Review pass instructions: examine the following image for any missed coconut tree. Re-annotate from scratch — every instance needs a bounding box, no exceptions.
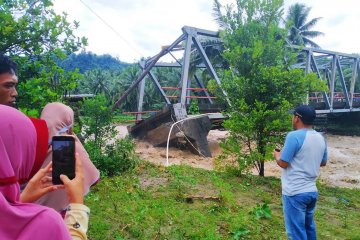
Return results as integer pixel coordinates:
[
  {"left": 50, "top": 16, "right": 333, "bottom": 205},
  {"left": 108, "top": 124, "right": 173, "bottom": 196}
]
[{"left": 286, "top": 3, "right": 323, "bottom": 48}]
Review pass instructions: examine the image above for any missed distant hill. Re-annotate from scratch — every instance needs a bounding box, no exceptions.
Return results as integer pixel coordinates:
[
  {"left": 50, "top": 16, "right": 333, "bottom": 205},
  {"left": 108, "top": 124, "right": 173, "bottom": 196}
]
[{"left": 61, "top": 52, "right": 130, "bottom": 73}]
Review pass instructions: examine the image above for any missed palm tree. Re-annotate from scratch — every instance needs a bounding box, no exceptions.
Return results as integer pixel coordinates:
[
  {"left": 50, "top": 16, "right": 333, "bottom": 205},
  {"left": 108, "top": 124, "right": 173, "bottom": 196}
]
[
  {"left": 286, "top": 3, "right": 324, "bottom": 48},
  {"left": 112, "top": 65, "right": 140, "bottom": 111}
]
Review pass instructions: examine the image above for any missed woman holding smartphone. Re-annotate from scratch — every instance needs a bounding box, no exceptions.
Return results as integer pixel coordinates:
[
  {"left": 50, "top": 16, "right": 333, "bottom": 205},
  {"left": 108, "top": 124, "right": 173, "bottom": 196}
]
[
  {"left": 0, "top": 105, "right": 89, "bottom": 240},
  {"left": 35, "top": 102, "right": 100, "bottom": 214}
]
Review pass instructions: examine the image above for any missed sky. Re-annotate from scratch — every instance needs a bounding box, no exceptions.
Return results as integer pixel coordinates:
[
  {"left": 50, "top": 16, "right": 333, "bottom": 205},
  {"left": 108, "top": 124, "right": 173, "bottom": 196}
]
[{"left": 53, "top": 0, "right": 360, "bottom": 63}]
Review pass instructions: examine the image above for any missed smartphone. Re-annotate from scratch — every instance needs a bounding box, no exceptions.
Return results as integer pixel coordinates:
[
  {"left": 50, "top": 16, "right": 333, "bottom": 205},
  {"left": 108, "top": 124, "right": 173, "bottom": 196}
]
[{"left": 52, "top": 136, "right": 75, "bottom": 185}]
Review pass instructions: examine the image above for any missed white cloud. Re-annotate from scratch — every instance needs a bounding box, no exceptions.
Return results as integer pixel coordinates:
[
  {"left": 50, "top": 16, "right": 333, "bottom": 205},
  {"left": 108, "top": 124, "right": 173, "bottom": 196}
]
[
  {"left": 53, "top": 0, "right": 219, "bottom": 62},
  {"left": 53, "top": 0, "right": 360, "bottom": 63}
]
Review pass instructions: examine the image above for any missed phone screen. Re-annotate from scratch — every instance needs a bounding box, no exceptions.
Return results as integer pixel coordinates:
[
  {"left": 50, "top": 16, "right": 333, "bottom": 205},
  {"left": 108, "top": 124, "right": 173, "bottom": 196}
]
[{"left": 52, "top": 136, "right": 75, "bottom": 185}]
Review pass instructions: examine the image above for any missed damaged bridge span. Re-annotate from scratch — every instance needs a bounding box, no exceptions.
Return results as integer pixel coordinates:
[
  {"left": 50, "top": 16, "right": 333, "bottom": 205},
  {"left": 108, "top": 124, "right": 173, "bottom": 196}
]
[{"left": 113, "top": 26, "right": 360, "bottom": 157}]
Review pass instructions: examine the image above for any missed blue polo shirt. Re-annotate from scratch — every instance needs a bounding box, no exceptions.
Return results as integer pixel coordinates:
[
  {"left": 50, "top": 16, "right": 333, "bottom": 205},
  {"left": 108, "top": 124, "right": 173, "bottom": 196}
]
[{"left": 280, "top": 129, "right": 328, "bottom": 196}]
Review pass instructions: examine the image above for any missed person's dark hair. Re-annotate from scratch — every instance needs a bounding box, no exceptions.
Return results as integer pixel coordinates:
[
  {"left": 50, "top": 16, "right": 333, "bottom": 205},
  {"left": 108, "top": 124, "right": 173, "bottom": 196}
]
[{"left": 0, "top": 53, "right": 17, "bottom": 75}]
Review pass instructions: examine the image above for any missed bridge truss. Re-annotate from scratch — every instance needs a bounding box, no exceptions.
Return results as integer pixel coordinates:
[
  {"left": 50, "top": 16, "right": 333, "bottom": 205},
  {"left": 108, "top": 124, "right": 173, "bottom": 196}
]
[
  {"left": 292, "top": 46, "right": 360, "bottom": 113},
  {"left": 113, "top": 26, "right": 360, "bottom": 120}
]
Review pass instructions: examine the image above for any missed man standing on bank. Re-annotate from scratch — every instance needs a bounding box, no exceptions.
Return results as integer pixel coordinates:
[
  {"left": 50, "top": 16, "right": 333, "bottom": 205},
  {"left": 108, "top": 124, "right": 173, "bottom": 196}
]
[{"left": 273, "top": 105, "right": 328, "bottom": 240}]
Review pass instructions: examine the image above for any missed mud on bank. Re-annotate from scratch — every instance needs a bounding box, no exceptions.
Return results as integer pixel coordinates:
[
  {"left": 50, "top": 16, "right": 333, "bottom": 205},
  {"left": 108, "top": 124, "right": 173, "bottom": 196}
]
[{"left": 116, "top": 125, "right": 360, "bottom": 189}]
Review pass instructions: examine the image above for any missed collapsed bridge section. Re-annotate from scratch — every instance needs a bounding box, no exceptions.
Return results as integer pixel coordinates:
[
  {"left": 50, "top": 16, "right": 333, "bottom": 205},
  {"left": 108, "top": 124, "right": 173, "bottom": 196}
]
[{"left": 113, "top": 26, "right": 229, "bottom": 157}]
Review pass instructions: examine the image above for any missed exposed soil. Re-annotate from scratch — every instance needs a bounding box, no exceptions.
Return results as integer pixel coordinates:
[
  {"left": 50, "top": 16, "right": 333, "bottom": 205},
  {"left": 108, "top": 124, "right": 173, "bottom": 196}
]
[
  {"left": 115, "top": 125, "right": 360, "bottom": 189},
  {"left": 139, "top": 177, "right": 169, "bottom": 189}
]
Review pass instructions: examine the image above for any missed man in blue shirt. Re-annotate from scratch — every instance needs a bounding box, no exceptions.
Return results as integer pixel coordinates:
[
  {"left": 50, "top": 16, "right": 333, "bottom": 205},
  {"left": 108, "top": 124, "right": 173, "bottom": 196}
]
[{"left": 273, "top": 105, "right": 328, "bottom": 240}]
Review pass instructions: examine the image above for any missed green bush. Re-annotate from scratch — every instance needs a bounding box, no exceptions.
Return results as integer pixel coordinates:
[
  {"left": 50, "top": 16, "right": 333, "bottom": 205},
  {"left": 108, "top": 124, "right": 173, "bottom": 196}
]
[
  {"left": 188, "top": 99, "right": 200, "bottom": 115},
  {"left": 85, "top": 137, "right": 139, "bottom": 177},
  {"left": 81, "top": 94, "right": 115, "bottom": 148},
  {"left": 81, "top": 94, "right": 138, "bottom": 177}
]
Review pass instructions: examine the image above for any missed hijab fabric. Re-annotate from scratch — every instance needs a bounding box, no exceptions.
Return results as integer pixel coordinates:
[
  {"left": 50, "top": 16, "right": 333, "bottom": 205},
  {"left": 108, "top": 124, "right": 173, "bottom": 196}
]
[
  {"left": 28, "top": 117, "right": 49, "bottom": 180},
  {"left": 36, "top": 102, "right": 100, "bottom": 212},
  {"left": 0, "top": 105, "right": 71, "bottom": 240}
]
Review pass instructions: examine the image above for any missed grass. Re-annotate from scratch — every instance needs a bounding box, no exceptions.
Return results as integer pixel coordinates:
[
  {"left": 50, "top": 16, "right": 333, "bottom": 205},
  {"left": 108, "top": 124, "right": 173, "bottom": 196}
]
[
  {"left": 86, "top": 162, "right": 360, "bottom": 240},
  {"left": 112, "top": 113, "right": 159, "bottom": 124},
  {"left": 112, "top": 114, "right": 135, "bottom": 124}
]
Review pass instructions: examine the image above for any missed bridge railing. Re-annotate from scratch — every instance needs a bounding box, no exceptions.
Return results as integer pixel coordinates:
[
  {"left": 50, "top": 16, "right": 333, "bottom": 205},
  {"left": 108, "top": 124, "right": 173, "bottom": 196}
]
[{"left": 309, "top": 92, "right": 360, "bottom": 102}]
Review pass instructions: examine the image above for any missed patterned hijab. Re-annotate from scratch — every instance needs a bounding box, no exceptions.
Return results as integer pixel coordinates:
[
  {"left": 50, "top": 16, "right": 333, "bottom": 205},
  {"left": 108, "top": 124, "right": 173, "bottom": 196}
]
[{"left": 0, "top": 105, "right": 71, "bottom": 240}]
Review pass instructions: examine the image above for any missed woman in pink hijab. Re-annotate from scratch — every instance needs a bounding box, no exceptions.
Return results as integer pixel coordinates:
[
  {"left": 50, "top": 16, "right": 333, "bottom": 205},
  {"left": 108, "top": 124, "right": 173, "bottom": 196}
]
[
  {"left": 0, "top": 105, "right": 89, "bottom": 240},
  {"left": 36, "top": 102, "right": 100, "bottom": 212}
]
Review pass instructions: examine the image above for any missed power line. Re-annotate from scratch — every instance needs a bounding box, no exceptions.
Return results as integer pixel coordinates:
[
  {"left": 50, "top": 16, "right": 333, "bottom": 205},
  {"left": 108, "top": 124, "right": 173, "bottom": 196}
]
[{"left": 78, "top": 0, "right": 144, "bottom": 59}]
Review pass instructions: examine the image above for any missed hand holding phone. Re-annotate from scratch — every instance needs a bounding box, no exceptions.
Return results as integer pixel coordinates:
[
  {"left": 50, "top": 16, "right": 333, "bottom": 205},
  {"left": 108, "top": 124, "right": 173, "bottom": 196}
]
[
  {"left": 20, "top": 162, "right": 64, "bottom": 203},
  {"left": 273, "top": 148, "right": 281, "bottom": 161},
  {"left": 52, "top": 136, "right": 75, "bottom": 185},
  {"left": 60, "top": 153, "right": 84, "bottom": 204}
]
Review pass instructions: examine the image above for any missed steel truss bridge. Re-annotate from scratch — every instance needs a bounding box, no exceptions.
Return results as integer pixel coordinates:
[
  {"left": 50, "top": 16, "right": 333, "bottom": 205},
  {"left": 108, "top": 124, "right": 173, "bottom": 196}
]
[
  {"left": 292, "top": 46, "right": 360, "bottom": 114},
  {"left": 113, "top": 26, "right": 360, "bottom": 121}
]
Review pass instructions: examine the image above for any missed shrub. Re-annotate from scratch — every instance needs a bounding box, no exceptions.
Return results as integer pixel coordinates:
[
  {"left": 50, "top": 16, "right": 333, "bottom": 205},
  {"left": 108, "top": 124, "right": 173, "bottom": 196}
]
[
  {"left": 81, "top": 94, "right": 116, "bottom": 148},
  {"left": 188, "top": 99, "right": 200, "bottom": 115},
  {"left": 85, "top": 137, "right": 139, "bottom": 176}
]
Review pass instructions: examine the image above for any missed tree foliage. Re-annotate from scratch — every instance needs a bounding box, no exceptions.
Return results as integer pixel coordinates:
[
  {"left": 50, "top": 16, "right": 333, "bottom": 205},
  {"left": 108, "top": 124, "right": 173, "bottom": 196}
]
[
  {"left": 61, "top": 52, "right": 129, "bottom": 73},
  {"left": 81, "top": 94, "right": 138, "bottom": 177},
  {"left": 285, "top": 3, "right": 323, "bottom": 48},
  {"left": 0, "top": 0, "right": 87, "bottom": 116},
  {"left": 212, "top": 0, "right": 327, "bottom": 176},
  {"left": 76, "top": 65, "right": 140, "bottom": 111},
  {"left": 86, "top": 137, "right": 139, "bottom": 177},
  {"left": 78, "top": 69, "right": 114, "bottom": 98},
  {"left": 81, "top": 94, "right": 115, "bottom": 148}
]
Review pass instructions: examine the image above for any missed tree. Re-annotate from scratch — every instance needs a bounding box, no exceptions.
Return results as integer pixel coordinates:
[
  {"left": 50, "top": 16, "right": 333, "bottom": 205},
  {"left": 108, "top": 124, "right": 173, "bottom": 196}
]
[
  {"left": 211, "top": 0, "right": 326, "bottom": 176},
  {"left": 79, "top": 69, "right": 113, "bottom": 98},
  {"left": 0, "top": 0, "right": 87, "bottom": 116},
  {"left": 81, "top": 94, "right": 115, "bottom": 148},
  {"left": 111, "top": 64, "right": 140, "bottom": 111},
  {"left": 76, "top": 64, "right": 146, "bottom": 112},
  {"left": 285, "top": 3, "right": 323, "bottom": 48}
]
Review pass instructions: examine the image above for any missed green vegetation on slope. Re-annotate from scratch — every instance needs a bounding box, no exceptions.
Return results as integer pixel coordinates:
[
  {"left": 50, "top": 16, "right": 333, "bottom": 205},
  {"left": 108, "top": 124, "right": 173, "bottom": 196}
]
[
  {"left": 86, "top": 162, "right": 360, "bottom": 240},
  {"left": 61, "top": 52, "right": 130, "bottom": 74}
]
